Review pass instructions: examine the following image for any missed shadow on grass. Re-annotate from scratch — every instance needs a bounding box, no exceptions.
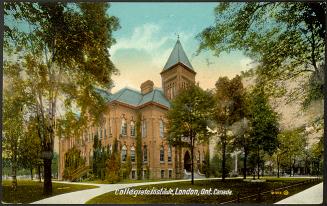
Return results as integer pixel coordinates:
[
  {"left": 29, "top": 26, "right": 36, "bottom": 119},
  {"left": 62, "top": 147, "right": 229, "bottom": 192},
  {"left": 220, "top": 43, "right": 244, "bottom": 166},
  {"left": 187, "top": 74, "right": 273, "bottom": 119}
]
[
  {"left": 86, "top": 178, "right": 322, "bottom": 204},
  {"left": 2, "top": 180, "right": 98, "bottom": 204}
]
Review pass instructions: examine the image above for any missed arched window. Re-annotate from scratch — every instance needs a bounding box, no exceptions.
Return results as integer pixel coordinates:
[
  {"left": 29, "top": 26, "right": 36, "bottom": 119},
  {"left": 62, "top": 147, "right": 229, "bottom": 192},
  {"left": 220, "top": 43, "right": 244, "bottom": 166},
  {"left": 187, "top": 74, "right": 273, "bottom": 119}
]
[
  {"left": 121, "top": 145, "right": 127, "bottom": 161},
  {"left": 159, "top": 119, "right": 164, "bottom": 138},
  {"left": 130, "top": 121, "right": 135, "bottom": 137},
  {"left": 108, "top": 118, "right": 112, "bottom": 136},
  {"left": 168, "top": 145, "right": 172, "bottom": 162},
  {"left": 130, "top": 146, "right": 135, "bottom": 162},
  {"left": 143, "top": 145, "right": 148, "bottom": 162},
  {"left": 160, "top": 146, "right": 164, "bottom": 162},
  {"left": 121, "top": 117, "right": 127, "bottom": 136},
  {"left": 142, "top": 119, "right": 147, "bottom": 138}
]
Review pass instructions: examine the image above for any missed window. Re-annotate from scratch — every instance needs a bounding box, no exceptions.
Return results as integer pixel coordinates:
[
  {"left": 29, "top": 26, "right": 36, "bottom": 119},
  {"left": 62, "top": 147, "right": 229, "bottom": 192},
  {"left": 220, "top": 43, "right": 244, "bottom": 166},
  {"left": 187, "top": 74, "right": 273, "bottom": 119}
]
[
  {"left": 130, "top": 121, "right": 135, "bottom": 137},
  {"left": 130, "top": 146, "right": 135, "bottom": 162},
  {"left": 159, "top": 119, "right": 164, "bottom": 138},
  {"left": 132, "top": 170, "right": 136, "bottom": 179},
  {"left": 142, "top": 119, "right": 147, "bottom": 138},
  {"left": 160, "top": 146, "right": 164, "bottom": 162},
  {"left": 109, "top": 144, "right": 112, "bottom": 155},
  {"left": 104, "top": 128, "right": 106, "bottom": 138},
  {"left": 161, "top": 170, "right": 165, "bottom": 179},
  {"left": 169, "top": 170, "right": 172, "bottom": 179},
  {"left": 121, "top": 145, "right": 127, "bottom": 162},
  {"left": 198, "top": 151, "right": 201, "bottom": 163},
  {"left": 100, "top": 128, "right": 103, "bottom": 139},
  {"left": 143, "top": 145, "right": 148, "bottom": 162},
  {"left": 108, "top": 119, "right": 112, "bottom": 137},
  {"left": 121, "top": 117, "right": 127, "bottom": 136},
  {"left": 168, "top": 145, "right": 172, "bottom": 162}
]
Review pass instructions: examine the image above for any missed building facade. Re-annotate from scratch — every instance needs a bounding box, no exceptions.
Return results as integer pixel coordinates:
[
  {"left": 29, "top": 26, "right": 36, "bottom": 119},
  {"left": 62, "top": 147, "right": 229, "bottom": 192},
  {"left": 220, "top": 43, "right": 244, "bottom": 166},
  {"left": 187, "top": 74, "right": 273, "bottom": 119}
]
[{"left": 59, "top": 39, "right": 209, "bottom": 180}]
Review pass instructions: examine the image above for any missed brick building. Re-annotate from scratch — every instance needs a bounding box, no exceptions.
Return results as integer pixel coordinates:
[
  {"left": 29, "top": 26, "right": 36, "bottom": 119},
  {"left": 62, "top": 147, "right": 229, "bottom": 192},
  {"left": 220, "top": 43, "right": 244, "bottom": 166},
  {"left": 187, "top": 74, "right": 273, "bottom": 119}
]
[{"left": 59, "top": 39, "right": 209, "bottom": 180}]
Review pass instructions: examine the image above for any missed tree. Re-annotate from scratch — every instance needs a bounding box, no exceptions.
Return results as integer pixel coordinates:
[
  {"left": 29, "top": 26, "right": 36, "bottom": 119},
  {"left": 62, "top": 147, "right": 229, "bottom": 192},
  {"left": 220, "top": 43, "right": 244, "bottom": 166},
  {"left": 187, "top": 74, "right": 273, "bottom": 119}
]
[
  {"left": 231, "top": 117, "right": 252, "bottom": 179},
  {"left": 4, "top": 2, "right": 119, "bottom": 194},
  {"left": 18, "top": 117, "right": 42, "bottom": 180},
  {"left": 248, "top": 83, "right": 279, "bottom": 179},
  {"left": 106, "top": 138, "right": 120, "bottom": 183},
  {"left": 197, "top": 2, "right": 325, "bottom": 105},
  {"left": 3, "top": 61, "right": 33, "bottom": 190},
  {"left": 212, "top": 75, "right": 245, "bottom": 181},
  {"left": 277, "top": 129, "right": 306, "bottom": 177},
  {"left": 167, "top": 84, "right": 214, "bottom": 184}
]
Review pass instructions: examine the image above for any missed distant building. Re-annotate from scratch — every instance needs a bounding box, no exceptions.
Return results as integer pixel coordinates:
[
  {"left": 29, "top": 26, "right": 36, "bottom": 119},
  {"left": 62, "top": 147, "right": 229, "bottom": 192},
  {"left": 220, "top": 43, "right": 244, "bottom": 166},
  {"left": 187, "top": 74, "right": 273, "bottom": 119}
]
[{"left": 59, "top": 39, "right": 209, "bottom": 180}]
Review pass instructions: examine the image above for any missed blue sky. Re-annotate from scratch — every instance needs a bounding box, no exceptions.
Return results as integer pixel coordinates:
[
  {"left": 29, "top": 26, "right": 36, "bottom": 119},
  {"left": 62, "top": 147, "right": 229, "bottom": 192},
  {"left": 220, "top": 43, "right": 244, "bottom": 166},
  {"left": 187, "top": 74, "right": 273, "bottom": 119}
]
[{"left": 108, "top": 3, "right": 253, "bottom": 92}]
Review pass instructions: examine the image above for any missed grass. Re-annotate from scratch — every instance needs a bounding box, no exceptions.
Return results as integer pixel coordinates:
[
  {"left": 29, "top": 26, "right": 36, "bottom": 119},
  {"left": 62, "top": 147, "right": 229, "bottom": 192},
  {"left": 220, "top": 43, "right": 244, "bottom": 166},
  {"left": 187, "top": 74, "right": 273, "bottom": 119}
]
[
  {"left": 86, "top": 177, "right": 322, "bottom": 204},
  {"left": 2, "top": 180, "right": 98, "bottom": 204},
  {"left": 80, "top": 178, "right": 170, "bottom": 184}
]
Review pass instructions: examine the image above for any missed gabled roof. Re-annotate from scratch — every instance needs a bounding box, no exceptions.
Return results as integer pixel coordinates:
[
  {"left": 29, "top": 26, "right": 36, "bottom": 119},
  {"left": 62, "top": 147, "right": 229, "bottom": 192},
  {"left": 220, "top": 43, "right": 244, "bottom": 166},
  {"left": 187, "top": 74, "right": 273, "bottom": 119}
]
[
  {"left": 163, "top": 39, "right": 194, "bottom": 71},
  {"left": 95, "top": 87, "right": 170, "bottom": 109}
]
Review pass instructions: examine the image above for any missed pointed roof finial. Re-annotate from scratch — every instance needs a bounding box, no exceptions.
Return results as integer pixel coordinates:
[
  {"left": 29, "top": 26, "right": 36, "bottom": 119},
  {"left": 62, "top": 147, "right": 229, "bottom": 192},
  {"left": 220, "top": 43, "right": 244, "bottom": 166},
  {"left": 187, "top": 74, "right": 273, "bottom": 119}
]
[{"left": 162, "top": 36, "right": 194, "bottom": 71}]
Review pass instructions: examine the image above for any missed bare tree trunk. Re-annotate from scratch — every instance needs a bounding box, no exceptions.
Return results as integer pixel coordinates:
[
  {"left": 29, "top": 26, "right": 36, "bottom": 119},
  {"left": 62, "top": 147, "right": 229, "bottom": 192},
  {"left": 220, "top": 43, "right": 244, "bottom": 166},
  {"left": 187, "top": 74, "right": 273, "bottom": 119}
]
[
  {"left": 191, "top": 144, "right": 194, "bottom": 185},
  {"left": 30, "top": 167, "right": 33, "bottom": 180},
  {"left": 38, "top": 164, "right": 42, "bottom": 182},
  {"left": 277, "top": 155, "right": 280, "bottom": 178},
  {"left": 243, "top": 149, "right": 247, "bottom": 179},
  {"left": 11, "top": 158, "right": 17, "bottom": 191},
  {"left": 43, "top": 158, "right": 52, "bottom": 195},
  {"left": 222, "top": 138, "right": 226, "bottom": 182}
]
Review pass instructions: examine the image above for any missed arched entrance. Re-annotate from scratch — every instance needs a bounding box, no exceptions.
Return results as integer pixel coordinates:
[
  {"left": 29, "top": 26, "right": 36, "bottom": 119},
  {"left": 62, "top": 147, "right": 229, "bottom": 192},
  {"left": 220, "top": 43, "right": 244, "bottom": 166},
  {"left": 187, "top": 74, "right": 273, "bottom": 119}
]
[{"left": 184, "top": 151, "right": 191, "bottom": 172}]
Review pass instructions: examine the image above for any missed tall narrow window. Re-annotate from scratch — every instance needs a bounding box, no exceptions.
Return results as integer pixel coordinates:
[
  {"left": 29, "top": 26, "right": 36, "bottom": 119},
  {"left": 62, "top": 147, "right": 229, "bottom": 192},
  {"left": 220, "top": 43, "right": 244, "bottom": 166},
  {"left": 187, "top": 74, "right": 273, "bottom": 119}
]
[
  {"left": 108, "top": 119, "right": 112, "bottom": 137},
  {"left": 130, "top": 121, "right": 135, "bottom": 137},
  {"left": 159, "top": 119, "right": 164, "bottom": 138},
  {"left": 121, "top": 117, "right": 127, "bottom": 136},
  {"left": 143, "top": 145, "right": 148, "bottom": 162},
  {"left": 130, "top": 146, "right": 135, "bottom": 162},
  {"left": 121, "top": 145, "right": 127, "bottom": 162},
  {"left": 160, "top": 146, "right": 164, "bottom": 162},
  {"left": 142, "top": 119, "right": 147, "bottom": 138},
  {"left": 168, "top": 145, "right": 172, "bottom": 162}
]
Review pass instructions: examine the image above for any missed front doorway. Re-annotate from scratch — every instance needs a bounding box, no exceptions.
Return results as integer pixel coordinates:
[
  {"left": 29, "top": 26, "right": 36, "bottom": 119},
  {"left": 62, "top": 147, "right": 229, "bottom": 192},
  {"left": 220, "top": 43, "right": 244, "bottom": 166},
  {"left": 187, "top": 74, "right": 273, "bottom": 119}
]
[{"left": 184, "top": 151, "right": 191, "bottom": 172}]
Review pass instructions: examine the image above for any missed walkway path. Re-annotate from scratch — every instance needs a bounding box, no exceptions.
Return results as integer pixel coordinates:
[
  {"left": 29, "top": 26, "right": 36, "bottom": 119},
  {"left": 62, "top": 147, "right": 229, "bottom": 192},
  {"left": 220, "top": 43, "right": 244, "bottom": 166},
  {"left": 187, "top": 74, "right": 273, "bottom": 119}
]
[
  {"left": 275, "top": 182, "right": 323, "bottom": 204},
  {"left": 31, "top": 177, "right": 221, "bottom": 204}
]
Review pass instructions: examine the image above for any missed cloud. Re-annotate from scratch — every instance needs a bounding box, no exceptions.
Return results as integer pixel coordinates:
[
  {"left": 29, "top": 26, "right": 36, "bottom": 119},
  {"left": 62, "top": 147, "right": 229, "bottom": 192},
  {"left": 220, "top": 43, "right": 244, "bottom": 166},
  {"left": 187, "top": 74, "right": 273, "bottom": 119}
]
[
  {"left": 240, "top": 57, "right": 256, "bottom": 71},
  {"left": 110, "top": 23, "right": 169, "bottom": 57}
]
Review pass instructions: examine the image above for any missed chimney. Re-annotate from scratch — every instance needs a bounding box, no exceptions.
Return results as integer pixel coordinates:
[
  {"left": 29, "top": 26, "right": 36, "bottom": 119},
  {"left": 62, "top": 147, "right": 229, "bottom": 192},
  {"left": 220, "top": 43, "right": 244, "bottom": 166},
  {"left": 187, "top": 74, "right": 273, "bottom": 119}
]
[{"left": 140, "top": 80, "right": 154, "bottom": 95}]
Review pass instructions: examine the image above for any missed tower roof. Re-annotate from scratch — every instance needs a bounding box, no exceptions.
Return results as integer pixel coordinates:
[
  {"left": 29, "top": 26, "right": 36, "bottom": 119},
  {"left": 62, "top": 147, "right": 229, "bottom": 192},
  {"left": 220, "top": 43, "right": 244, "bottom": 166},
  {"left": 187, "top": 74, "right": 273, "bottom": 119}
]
[{"left": 163, "top": 39, "right": 194, "bottom": 71}]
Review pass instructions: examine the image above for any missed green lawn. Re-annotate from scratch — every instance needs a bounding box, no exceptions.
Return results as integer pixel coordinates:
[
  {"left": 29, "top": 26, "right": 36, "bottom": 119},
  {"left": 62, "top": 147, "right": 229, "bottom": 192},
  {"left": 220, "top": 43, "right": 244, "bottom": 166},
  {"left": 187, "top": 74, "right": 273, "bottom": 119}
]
[
  {"left": 80, "top": 178, "right": 170, "bottom": 184},
  {"left": 2, "top": 180, "right": 98, "bottom": 204},
  {"left": 86, "top": 177, "right": 322, "bottom": 204}
]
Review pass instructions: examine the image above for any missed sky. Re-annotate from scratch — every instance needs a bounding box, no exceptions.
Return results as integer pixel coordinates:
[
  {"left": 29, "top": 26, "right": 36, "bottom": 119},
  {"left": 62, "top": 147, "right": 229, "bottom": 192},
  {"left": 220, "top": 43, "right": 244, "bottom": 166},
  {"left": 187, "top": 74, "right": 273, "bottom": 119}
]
[{"left": 108, "top": 3, "right": 253, "bottom": 93}]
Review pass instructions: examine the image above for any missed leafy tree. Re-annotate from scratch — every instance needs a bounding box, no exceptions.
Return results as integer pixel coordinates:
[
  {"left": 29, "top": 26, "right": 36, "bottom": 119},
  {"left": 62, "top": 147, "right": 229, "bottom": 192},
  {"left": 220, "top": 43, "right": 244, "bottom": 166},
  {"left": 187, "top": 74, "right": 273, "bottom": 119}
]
[
  {"left": 197, "top": 2, "right": 325, "bottom": 105},
  {"left": 3, "top": 62, "right": 32, "bottom": 190},
  {"left": 277, "top": 129, "right": 306, "bottom": 177},
  {"left": 212, "top": 75, "right": 245, "bottom": 181},
  {"left": 167, "top": 84, "right": 214, "bottom": 184},
  {"left": 18, "top": 117, "right": 42, "bottom": 180},
  {"left": 106, "top": 138, "right": 120, "bottom": 183},
  {"left": 231, "top": 117, "right": 252, "bottom": 179},
  {"left": 249, "top": 83, "right": 279, "bottom": 179},
  {"left": 136, "top": 113, "right": 143, "bottom": 180},
  {"left": 4, "top": 2, "right": 119, "bottom": 194}
]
